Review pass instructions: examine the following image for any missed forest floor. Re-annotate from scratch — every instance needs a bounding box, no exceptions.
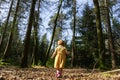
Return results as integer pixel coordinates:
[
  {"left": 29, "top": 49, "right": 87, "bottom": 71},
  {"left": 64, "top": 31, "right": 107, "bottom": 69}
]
[{"left": 0, "top": 66, "right": 120, "bottom": 80}]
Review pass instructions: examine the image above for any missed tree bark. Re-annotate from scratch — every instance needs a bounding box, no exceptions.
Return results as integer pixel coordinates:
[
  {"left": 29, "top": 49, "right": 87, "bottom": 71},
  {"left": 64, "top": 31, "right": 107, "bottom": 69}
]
[
  {"left": 31, "top": 0, "right": 41, "bottom": 66},
  {"left": 21, "top": 0, "right": 36, "bottom": 68},
  {"left": 93, "top": 0, "right": 105, "bottom": 68},
  {"left": 104, "top": 0, "right": 116, "bottom": 69},
  {"left": 71, "top": 0, "right": 77, "bottom": 67}
]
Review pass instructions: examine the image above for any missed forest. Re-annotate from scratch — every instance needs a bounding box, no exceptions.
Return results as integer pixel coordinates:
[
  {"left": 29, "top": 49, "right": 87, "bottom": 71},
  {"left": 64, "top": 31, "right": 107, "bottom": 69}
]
[{"left": 0, "top": 0, "right": 120, "bottom": 79}]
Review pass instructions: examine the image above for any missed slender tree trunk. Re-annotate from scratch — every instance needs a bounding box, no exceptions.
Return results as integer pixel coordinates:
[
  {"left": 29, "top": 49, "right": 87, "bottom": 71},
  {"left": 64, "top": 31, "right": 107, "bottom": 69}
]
[
  {"left": 93, "top": 0, "right": 105, "bottom": 68},
  {"left": 0, "top": 0, "right": 14, "bottom": 53},
  {"left": 31, "top": 0, "right": 41, "bottom": 66},
  {"left": 21, "top": 0, "right": 36, "bottom": 68},
  {"left": 42, "top": 0, "right": 63, "bottom": 66},
  {"left": 31, "top": 16, "right": 38, "bottom": 65},
  {"left": 2, "top": 0, "right": 20, "bottom": 59},
  {"left": 104, "top": 0, "right": 116, "bottom": 69},
  {"left": 71, "top": 0, "right": 77, "bottom": 67}
]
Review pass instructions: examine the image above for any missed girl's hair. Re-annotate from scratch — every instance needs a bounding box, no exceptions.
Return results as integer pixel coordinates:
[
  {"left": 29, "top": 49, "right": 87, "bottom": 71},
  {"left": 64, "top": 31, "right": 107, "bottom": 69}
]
[{"left": 58, "top": 40, "right": 64, "bottom": 45}]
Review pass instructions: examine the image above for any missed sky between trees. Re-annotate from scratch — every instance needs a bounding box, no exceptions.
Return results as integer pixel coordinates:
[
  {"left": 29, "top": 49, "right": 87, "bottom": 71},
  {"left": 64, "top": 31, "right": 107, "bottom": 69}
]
[
  {"left": 41, "top": 0, "right": 93, "bottom": 42},
  {"left": 0, "top": 0, "right": 119, "bottom": 43},
  {"left": 0, "top": 0, "right": 92, "bottom": 42}
]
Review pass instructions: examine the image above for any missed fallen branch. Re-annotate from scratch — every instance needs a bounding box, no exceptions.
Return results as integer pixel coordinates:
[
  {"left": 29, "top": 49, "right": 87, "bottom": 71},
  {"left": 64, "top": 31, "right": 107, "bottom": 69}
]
[{"left": 102, "top": 69, "right": 120, "bottom": 74}]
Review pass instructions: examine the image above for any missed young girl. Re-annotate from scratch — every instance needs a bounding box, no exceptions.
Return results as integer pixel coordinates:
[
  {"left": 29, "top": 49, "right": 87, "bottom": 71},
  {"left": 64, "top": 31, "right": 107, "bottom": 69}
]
[{"left": 51, "top": 40, "right": 68, "bottom": 78}]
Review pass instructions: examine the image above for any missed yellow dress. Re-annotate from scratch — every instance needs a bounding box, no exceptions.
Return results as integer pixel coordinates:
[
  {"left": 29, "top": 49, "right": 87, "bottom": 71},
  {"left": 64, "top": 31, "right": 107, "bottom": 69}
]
[{"left": 54, "top": 45, "right": 67, "bottom": 69}]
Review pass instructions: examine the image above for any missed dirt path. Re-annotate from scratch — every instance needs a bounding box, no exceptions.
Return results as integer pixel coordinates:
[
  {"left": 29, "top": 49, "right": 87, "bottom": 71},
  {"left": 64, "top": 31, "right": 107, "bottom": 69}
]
[{"left": 0, "top": 66, "right": 120, "bottom": 80}]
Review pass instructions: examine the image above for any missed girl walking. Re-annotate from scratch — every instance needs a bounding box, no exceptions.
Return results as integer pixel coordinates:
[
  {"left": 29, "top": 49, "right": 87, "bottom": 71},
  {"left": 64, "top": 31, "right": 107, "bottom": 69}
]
[{"left": 51, "top": 40, "right": 68, "bottom": 78}]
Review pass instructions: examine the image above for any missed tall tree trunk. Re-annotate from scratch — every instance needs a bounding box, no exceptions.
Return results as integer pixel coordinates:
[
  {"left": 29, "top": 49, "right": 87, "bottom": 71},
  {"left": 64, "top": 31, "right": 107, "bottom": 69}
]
[
  {"left": 21, "top": 0, "right": 36, "bottom": 68},
  {"left": 71, "top": 0, "right": 77, "bottom": 67},
  {"left": 0, "top": 0, "right": 14, "bottom": 53},
  {"left": 31, "top": 0, "right": 41, "bottom": 66},
  {"left": 104, "top": 0, "right": 116, "bottom": 69},
  {"left": 93, "top": 0, "right": 105, "bottom": 68},
  {"left": 2, "top": 0, "right": 20, "bottom": 59},
  {"left": 42, "top": 0, "right": 63, "bottom": 66}
]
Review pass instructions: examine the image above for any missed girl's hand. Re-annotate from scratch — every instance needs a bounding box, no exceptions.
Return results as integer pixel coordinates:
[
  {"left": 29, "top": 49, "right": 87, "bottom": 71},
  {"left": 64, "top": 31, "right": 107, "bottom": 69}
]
[
  {"left": 66, "top": 50, "right": 70, "bottom": 55},
  {"left": 51, "top": 55, "right": 54, "bottom": 59}
]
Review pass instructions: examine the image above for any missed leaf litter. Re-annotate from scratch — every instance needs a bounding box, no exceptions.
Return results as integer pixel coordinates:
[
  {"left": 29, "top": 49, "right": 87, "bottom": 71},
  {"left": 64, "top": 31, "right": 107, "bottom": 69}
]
[{"left": 0, "top": 66, "right": 120, "bottom": 80}]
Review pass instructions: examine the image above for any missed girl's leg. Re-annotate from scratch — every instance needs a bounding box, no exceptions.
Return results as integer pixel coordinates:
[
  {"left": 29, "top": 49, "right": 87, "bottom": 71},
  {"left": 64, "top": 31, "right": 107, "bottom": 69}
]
[
  {"left": 59, "top": 68, "right": 62, "bottom": 77},
  {"left": 56, "top": 70, "right": 59, "bottom": 77},
  {"left": 56, "top": 69, "right": 62, "bottom": 78}
]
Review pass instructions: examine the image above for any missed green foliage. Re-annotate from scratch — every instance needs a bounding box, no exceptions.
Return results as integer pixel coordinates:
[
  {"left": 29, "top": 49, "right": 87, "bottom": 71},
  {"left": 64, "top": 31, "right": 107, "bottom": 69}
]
[
  {"left": 74, "top": 4, "right": 97, "bottom": 68},
  {"left": 39, "top": 34, "right": 48, "bottom": 64},
  {"left": 48, "top": 12, "right": 68, "bottom": 40},
  {"left": 112, "top": 18, "right": 120, "bottom": 37},
  {"left": 46, "top": 58, "right": 54, "bottom": 68},
  {"left": 0, "top": 59, "right": 9, "bottom": 65},
  {"left": 102, "top": 73, "right": 113, "bottom": 77},
  {"left": 6, "top": 56, "right": 20, "bottom": 66}
]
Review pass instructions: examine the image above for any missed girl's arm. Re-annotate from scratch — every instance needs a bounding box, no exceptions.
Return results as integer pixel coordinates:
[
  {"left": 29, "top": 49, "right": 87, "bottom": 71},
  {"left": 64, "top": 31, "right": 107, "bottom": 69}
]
[
  {"left": 66, "top": 49, "right": 70, "bottom": 55},
  {"left": 51, "top": 48, "right": 57, "bottom": 59}
]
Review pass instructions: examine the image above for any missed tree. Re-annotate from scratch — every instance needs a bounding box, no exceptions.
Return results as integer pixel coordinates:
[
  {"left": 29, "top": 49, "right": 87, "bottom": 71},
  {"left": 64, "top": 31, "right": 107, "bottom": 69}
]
[
  {"left": 99, "top": 0, "right": 117, "bottom": 69},
  {"left": 76, "top": 4, "right": 97, "bottom": 68},
  {"left": 104, "top": 0, "right": 116, "bottom": 69},
  {"left": 93, "top": 0, "right": 105, "bottom": 68},
  {"left": 0, "top": 0, "right": 14, "bottom": 53},
  {"left": 42, "top": 0, "right": 63, "bottom": 66},
  {"left": 39, "top": 34, "right": 48, "bottom": 65},
  {"left": 48, "top": 12, "right": 68, "bottom": 44},
  {"left": 2, "top": 0, "right": 20, "bottom": 59},
  {"left": 71, "top": 0, "right": 77, "bottom": 67},
  {"left": 31, "top": 0, "right": 41, "bottom": 65},
  {"left": 21, "top": 0, "right": 37, "bottom": 68}
]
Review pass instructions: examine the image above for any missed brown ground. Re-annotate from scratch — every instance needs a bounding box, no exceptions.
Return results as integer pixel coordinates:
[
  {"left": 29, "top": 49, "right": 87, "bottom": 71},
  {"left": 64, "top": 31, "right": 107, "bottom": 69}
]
[{"left": 0, "top": 66, "right": 120, "bottom": 80}]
